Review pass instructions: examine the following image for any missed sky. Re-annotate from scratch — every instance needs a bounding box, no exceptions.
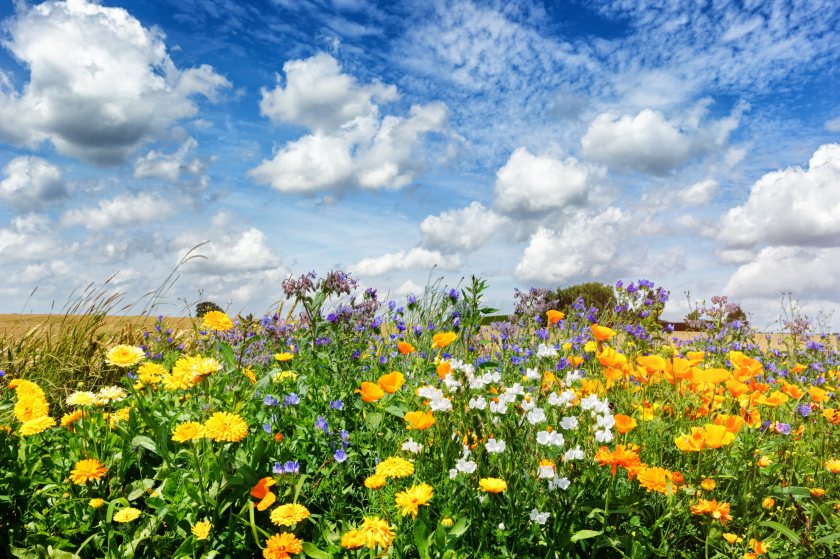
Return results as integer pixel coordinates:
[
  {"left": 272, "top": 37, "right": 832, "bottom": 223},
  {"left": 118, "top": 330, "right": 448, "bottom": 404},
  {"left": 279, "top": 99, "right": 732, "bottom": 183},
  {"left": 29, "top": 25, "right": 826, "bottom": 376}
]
[{"left": 0, "top": 0, "right": 839, "bottom": 329}]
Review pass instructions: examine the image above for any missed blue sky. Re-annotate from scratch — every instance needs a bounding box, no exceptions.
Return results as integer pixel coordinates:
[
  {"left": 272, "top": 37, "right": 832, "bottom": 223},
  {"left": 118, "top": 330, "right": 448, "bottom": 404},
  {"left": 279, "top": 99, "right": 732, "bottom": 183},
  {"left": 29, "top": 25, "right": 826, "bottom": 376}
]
[{"left": 0, "top": 0, "right": 839, "bottom": 328}]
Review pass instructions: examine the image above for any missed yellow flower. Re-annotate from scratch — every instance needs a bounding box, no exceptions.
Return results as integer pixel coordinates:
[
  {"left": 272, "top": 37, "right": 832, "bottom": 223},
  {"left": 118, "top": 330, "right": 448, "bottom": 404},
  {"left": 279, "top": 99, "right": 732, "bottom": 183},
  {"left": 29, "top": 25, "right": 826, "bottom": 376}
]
[
  {"left": 14, "top": 394, "right": 49, "bottom": 422},
  {"left": 826, "top": 459, "right": 840, "bottom": 474},
  {"left": 341, "top": 530, "right": 366, "bottom": 549},
  {"left": 9, "top": 379, "right": 45, "bottom": 399},
  {"left": 105, "top": 345, "right": 145, "bottom": 368},
  {"left": 364, "top": 474, "right": 387, "bottom": 490},
  {"left": 583, "top": 340, "right": 598, "bottom": 352},
  {"left": 202, "top": 310, "right": 234, "bottom": 332},
  {"left": 359, "top": 516, "right": 395, "bottom": 550},
  {"left": 431, "top": 332, "right": 458, "bottom": 349},
  {"left": 263, "top": 532, "right": 302, "bottom": 559},
  {"left": 69, "top": 459, "right": 108, "bottom": 485},
  {"left": 762, "top": 497, "right": 775, "bottom": 509},
  {"left": 203, "top": 412, "right": 248, "bottom": 443},
  {"left": 273, "top": 370, "right": 298, "bottom": 382},
  {"left": 60, "top": 409, "right": 85, "bottom": 430},
  {"left": 810, "top": 487, "right": 826, "bottom": 497},
  {"left": 191, "top": 520, "right": 212, "bottom": 540},
  {"left": 479, "top": 478, "right": 507, "bottom": 493},
  {"left": 274, "top": 352, "right": 294, "bottom": 362},
  {"left": 107, "top": 407, "right": 130, "bottom": 429},
  {"left": 637, "top": 467, "right": 675, "bottom": 495},
  {"left": 96, "top": 386, "right": 127, "bottom": 404},
  {"left": 18, "top": 415, "right": 55, "bottom": 436},
  {"left": 441, "top": 517, "right": 454, "bottom": 528},
  {"left": 113, "top": 507, "right": 141, "bottom": 523},
  {"left": 137, "top": 362, "right": 167, "bottom": 385},
  {"left": 66, "top": 391, "right": 97, "bottom": 407},
  {"left": 269, "top": 503, "right": 310, "bottom": 527},
  {"left": 243, "top": 367, "right": 257, "bottom": 384},
  {"left": 172, "top": 422, "right": 205, "bottom": 442},
  {"left": 375, "top": 456, "right": 415, "bottom": 479},
  {"left": 700, "top": 478, "right": 716, "bottom": 492},
  {"left": 722, "top": 532, "right": 743, "bottom": 545},
  {"left": 257, "top": 491, "right": 276, "bottom": 511},
  {"left": 394, "top": 483, "right": 434, "bottom": 518},
  {"left": 702, "top": 424, "right": 735, "bottom": 448},
  {"left": 404, "top": 410, "right": 436, "bottom": 430},
  {"left": 757, "top": 455, "right": 773, "bottom": 468},
  {"left": 89, "top": 498, "right": 105, "bottom": 509}
]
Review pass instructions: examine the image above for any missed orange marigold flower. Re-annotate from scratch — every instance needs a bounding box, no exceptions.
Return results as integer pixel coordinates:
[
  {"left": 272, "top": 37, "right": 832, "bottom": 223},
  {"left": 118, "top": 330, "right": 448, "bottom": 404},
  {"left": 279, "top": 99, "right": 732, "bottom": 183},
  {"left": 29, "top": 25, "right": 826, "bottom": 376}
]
[
  {"left": 377, "top": 371, "right": 405, "bottom": 394},
  {"left": 762, "top": 497, "right": 775, "bottom": 509},
  {"left": 700, "top": 478, "right": 717, "bottom": 491},
  {"left": 263, "top": 532, "right": 303, "bottom": 559},
  {"left": 690, "top": 499, "right": 732, "bottom": 524},
  {"left": 757, "top": 455, "right": 773, "bottom": 468},
  {"left": 810, "top": 487, "right": 826, "bottom": 497},
  {"left": 826, "top": 459, "right": 840, "bottom": 474},
  {"left": 637, "top": 466, "right": 675, "bottom": 495},
  {"left": 201, "top": 310, "right": 234, "bottom": 332},
  {"left": 749, "top": 539, "right": 769, "bottom": 555},
  {"left": 69, "top": 459, "right": 108, "bottom": 485},
  {"left": 614, "top": 414, "right": 637, "bottom": 434},
  {"left": 203, "top": 412, "right": 248, "bottom": 442},
  {"left": 356, "top": 382, "right": 384, "bottom": 403},
  {"left": 341, "top": 530, "right": 366, "bottom": 549},
  {"left": 404, "top": 410, "right": 436, "bottom": 430},
  {"left": 359, "top": 516, "right": 395, "bottom": 550},
  {"left": 595, "top": 445, "right": 643, "bottom": 476}
]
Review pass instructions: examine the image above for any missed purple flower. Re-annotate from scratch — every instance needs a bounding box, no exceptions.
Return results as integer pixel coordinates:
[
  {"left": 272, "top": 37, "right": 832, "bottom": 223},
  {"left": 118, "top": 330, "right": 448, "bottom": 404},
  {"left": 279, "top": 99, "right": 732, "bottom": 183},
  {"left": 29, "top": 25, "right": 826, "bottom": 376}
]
[
  {"left": 330, "top": 399, "right": 344, "bottom": 411},
  {"left": 263, "top": 423, "right": 272, "bottom": 433},
  {"left": 264, "top": 395, "right": 278, "bottom": 406},
  {"left": 798, "top": 402, "right": 811, "bottom": 417},
  {"left": 273, "top": 460, "right": 300, "bottom": 474},
  {"left": 284, "top": 393, "right": 300, "bottom": 406},
  {"left": 334, "top": 449, "right": 347, "bottom": 463},
  {"left": 448, "top": 288, "right": 459, "bottom": 302},
  {"left": 340, "top": 429, "right": 350, "bottom": 442},
  {"left": 775, "top": 422, "right": 791, "bottom": 435},
  {"left": 315, "top": 415, "right": 329, "bottom": 433}
]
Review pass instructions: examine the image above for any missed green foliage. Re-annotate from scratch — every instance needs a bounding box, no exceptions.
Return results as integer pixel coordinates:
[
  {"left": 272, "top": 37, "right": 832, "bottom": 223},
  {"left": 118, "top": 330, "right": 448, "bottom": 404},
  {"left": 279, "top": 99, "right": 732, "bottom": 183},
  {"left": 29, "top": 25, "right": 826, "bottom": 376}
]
[{"left": 553, "top": 282, "right": 617, "bottom": 316}]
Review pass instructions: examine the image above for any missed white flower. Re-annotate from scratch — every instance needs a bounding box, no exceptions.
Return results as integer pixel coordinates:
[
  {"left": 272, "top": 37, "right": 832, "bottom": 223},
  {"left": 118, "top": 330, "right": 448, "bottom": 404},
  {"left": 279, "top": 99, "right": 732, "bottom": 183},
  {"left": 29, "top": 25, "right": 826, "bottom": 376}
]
[
  {"left": 401, "top": 438, "right": 423, "bottom": 454},
  {"left": 417, "top": 385, "right": 443, "bottom": 400},
  {"left": 559, "top": 416, "right": 579, "bottom": 431},
  {"left": 596, "top": 414, "right": 615, "bottom": 429},
  {"left": 563, "top": 445, "right": 585, "bottom": 461},
  {"left": 520, "top": 397, "right": 535, "bottom": 411},
  {"left": 507, "top": 383, "right": 525, "bottom": 396},
  {"left": 497, "top": 522, "right": 504, "bottom": 529},
  {"left": 537, "top": 465, "right": 555, "bottom": 479},
  {"left": 455, "top": 458, "right": 477, "bottom": 474},
  {"left": 97, "top": 386, "right": 127, "bottom": 403},
  {"left": 564, "top": 369, "right": 583, "bottom": 384},
  {"left": 595, "top": 429, "right": 614, "bottom": 443},
  {"left": 580, "top": 394, "right": 601, "bottom": 411},
  {"left": 449, "top": 468, "right": 458, "bottom": 480},
  {"left": 430, "top": 397, "right": 453, "bottom": 412},
  {"left": 548, "top": 476, "right": 571, "bottom": 491},
  {"left": 536, "top": 430, "right": 551, "bottom": 445},
  {"left": 443, "top": 375, "right": 462, "bottom": 391},
  {"left": 468, "top": 396, "right": 487, "bottom": 410},
  {"left": 529, "top": 509, "right": 550, "bottom": 525},
  {"left": 489, "top": 400, "right": 508, "bottom": 414},
  {"left": 526, "top": 407, "right": 546, "bottom": 425},
  {"left": 546, "top": 392, "right": 563, "bottom": 407},
  {"left": 536, "top": 343, "right": 558, "bottom": 358},
  {"left": 485, "top": 438, "right": 506, "bottom": 453},
  {"left": 524, "top": 367, "right": 540, "bottom": 381}
]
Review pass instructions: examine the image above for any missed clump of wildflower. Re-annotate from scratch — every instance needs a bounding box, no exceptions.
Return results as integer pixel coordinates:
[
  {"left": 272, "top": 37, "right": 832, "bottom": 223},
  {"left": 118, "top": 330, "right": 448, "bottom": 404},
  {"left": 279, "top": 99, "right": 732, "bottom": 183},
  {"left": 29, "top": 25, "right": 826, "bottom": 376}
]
[
  {"left": 263, "top": 532, "right": 302, "bottom": 559},
  {"left": 201, "top": 310, "right": 233, "bottom": 332},
  {"left": 269, "top": 503, "right": 310, "bottom": 527},
  {"left": 105, "top": 345, "right": 145, "bottom": 368},
  {"left": 69, "top": 458, "right": 108, "bottom": 485},
  {"left": 203, "top": 412, "right": 248, "bottom": 442},
  {"left": 394, "top": 483, "right": 434, "bottom": 518}
]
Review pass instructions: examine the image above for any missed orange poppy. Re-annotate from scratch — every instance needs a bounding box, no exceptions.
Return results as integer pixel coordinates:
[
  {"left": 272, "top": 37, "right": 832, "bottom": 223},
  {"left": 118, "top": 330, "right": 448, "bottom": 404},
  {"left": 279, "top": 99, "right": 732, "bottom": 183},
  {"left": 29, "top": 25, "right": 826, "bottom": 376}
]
[
  {"left": 397, "top": 342, "right": 416, "bottom": 355},
  {"left": 404, "top": 410, "right": 436, "bottom": 430},
  {"left": 377, "top": 371, "right": 405, "bottom": 394},
  {"left": 356, "top": 382, "right": 385, "bottom": 402},
  {"left": 590, "top": 324, "right": 616, "bottom": 341}
]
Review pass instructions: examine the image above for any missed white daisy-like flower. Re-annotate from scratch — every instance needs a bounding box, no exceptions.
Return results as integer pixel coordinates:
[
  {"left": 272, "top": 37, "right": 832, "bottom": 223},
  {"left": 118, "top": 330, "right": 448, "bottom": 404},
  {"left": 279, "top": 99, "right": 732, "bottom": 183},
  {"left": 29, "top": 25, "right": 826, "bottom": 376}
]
[
  {"left": 530, "top": 509, "right": 550, "bottom": 524},
  {"left": 526, "top": 407, "right": 546, "bottom": 425},
  {"left": 536, "top": 343, "right": 558, "bottom": 358},
  {"left": 401, "top": 438, "right": 423, "bottom": 454},
  {"left": 559, "top": 416, "right": 579, "bottom": 430},
  {"left": 468, "top": 396, "right": 487, "bottom": 410},
  {"left": 485, "top": 438, "right": 506, "bottom": 453},
  {"left": 563, "top": 446, "right": 585, "bottom": 461}
]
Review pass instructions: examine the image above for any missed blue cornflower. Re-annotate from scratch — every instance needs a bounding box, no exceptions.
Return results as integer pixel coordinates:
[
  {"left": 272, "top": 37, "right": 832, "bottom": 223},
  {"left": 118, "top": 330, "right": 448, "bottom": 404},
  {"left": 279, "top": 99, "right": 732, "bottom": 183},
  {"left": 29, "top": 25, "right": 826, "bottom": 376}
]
[
  {"left": 330, "top": 400, "right": 344, "bottom": 411},
  {"left": 284, "top": 393, "right": 300, "bottom": 406},
  {"left": 263, "top": 423, "right": 272, "bottom": 433},
  {"left": 334, "top": 449, "right": 347, "bottom": 463},
  {"left": 798, "top": 402, "right": 811, "bottom": 417},
  {"left": 315, "top": 415, "right": 329, "bottom": 433},
  {"left": 264, "top": 395, "right": 279, "bottom": 406}
]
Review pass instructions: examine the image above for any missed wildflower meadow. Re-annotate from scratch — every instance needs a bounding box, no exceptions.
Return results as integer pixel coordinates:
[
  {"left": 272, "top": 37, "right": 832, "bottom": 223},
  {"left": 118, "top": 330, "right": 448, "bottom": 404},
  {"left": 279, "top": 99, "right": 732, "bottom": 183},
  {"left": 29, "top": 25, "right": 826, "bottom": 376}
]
[{"left": 1, "top": 273, "right": 838, "bottom": 558}]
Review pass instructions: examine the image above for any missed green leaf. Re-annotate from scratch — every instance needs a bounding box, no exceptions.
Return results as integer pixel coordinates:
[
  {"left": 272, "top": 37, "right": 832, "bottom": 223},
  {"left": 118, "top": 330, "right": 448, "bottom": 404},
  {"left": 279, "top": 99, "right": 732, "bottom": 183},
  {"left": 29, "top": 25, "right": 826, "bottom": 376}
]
[
  {"left": 815, "top": 532, "right": 840, "bottom": 546},
  {"left": 301, "top": 542, "right": 332, "bottom": 559},
  {"left": 131, "top": 435, "right": 158, "bottom": 455},
  {"left": 384, "top": 405, "right": 405, "bottom": 418},
  {"left": 758, "top": 521, "right": 800, "bottom": 544},
  {"left": 449, "top": 518, "right": 469, "bottom": 538},
  {"left": 413, "top": 519, "right": 430, "bottom": 559},
  {"left": 571, "top": 530, "right": 604, "bottom": 542}
]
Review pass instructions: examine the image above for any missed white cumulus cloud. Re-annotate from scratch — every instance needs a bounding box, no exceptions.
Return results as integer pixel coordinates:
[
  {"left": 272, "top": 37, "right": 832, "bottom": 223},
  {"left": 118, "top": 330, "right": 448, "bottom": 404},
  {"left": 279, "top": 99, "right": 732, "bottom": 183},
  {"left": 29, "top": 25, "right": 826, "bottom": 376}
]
[
  {"left": 61, "top": 192, "right": 174, "bottom": 230},
  {"left": 420, "top": 202, "right": 508, "bottom": 253},
  {"left": 724, "top": 245, "right": 840, "bottom": 300},
  {"left": 678, "top": 179, "right": 718, "bottom": 205},
  {"left": 493, "top": 148, "right": 603, "bottom": 215},
  {"left": 0, "top": 156, "right": 67, "bottom": 210},
  {"left": 0, "top": 0, "right": 229, "bottom": 165},
  {"left": 133, "top": 137, "right": 209, "bottom": 188},
  {"left": 249, "top": 53, "right": 447, "bottom": 193},
  {"left": 350, "top": 247, "right": 461, "bottom": 277},
  {"left": 718, "top": 144, "right": 840, "bottom": 248}
]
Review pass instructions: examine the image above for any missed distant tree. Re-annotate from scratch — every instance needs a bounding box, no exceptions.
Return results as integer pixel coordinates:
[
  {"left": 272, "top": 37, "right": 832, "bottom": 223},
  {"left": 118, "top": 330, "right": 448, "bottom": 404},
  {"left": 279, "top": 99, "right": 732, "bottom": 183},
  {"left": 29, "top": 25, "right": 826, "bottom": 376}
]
[
  {"left": 553, "top": 282, "right": 616, "bottom": 315},
  {"left": 195, "top": 301, "right": 223, "bottom": 318}
]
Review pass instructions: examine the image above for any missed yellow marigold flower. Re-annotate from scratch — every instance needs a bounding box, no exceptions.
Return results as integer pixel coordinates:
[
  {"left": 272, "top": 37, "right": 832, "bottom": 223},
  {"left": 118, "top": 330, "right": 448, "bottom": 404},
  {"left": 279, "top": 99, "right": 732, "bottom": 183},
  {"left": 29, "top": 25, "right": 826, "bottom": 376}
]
[
  {"left": 269, "top": 503, "right": 310, "bottom": 527},
  {"left": 762, "top": 497, "right": 775, "bottom": 509},
  {"left": 161, "top": 369, "right": 197, "bottom": 391},
  {"left": 172, "top": 421, "right": 205, "bottom": 442},
  {"left": 441, "top": 517, "right": 454, "bottom": 528},
  {"left": 137, "top": 362, "right": 167, "bottom": 385},
  {"left": 722, "top": 532, "right": 743, "bottom": 544},
  {"left": 89, "top": 498, "right": 105, "bottom": 509},
  {"left": 364, "top": 474, "right": 387, "bottom": 490},
  {"left": 18, "top": 415, "right": 55, "bottom": 436},
  {"left": 191, "top": 520, "right": 212, "bottom": 540},
  {"left": 243, "top": 367, "right": 257, "bottom": 384},
  {"left": 67, "top": 391, "right": 97, "bottom": 407},
  {"left": 810, "top": 487, "right": 826, "bottom": 497},
  {"left": 96, "top": 386, "right": 127, "bottom": 404},
  {"left": 14, "top": 395, "right": 49, "bottom": 422},
  {"left": 478, "top": 478, "right": 507, "bottom": 493},
  {"left": 203, "top": 412, "right": 248, "bottom": 443},
  {"left": 263, "top": 532, "right": 302, "bottom": 559},
  {"left": 202, "top": 310, "right": 233, "bottom": 332},
  {"left": 690, "top": 499, "right": 732, "bottom": 524},
  {"left": 359, "top": 516, "right": 395, "bottom": 550},
  {"left": 375, "top": 456, "right": 415, "bottom": 479},
  {"left": 105, "top": 345, "right": 145, "bottom": 368},
  {"left": 341, "top": 530, "right": 366, "bottom": 549},
  {"left": 637, "top": 466, "right": 675, "bottom": 495},
  {"left": 107, "top": 407, "right": 130, "bottom": 429},
  {"left": 826, "top": 459, "right": 840, "bottom": 474},
  {"left": 700, "top": 478, "right": 716, "bottom": 492},
  {"left": 394, "top": 483, "right": 434, "bottom": 518},
  {"left": 431, "top": 331, "right": 458, "bottom": 349},
  {"left": 60, "top": 409, "right": 84, "bottom": 429},
  {"left": 69, "top": 458, "right": 108, "bottom": 485},
  {"left": 583, "top": 340, "right": 597, "bottom": 352},
  {"left": 404, "top": 410, "right": 436, "bottom": 430},
  {"left": 377, "top": 371, "right": 405, "bottom": 394},
  {"left": 274, "top": 352, "right": 294, "bottom": 362},
  {"left": 113, "top": 507, "right": 141, "bottom": 523},
  {"left": 10, "top": 379, "right": 45, "bottom": 399}
]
